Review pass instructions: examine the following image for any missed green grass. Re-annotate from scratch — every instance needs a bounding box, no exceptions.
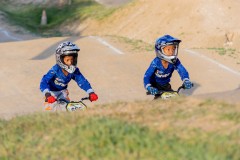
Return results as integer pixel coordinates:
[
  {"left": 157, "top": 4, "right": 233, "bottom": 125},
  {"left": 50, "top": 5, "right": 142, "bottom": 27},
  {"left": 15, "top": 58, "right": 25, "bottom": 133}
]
[
  {"left": 207, "top": 47, "right": 236, "bottom": 56},
  {"left": 0, "top": 98, "right": 240, "bottom": 159},
  {"left": 0, "top": 0, "right": 117, "bottom": 36},
  {"left": 109, "top": 35, "right": 154, "bottom": 52},
  {"left": 220, "top": 112, "right": 240, "bottom": 123}
]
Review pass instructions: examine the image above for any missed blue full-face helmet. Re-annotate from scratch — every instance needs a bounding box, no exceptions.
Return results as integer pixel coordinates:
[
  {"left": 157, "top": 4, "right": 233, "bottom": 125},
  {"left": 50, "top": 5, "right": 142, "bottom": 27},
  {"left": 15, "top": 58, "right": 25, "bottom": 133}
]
[{"left": 155, "top": 35, "right": 181, "bottom": 64}]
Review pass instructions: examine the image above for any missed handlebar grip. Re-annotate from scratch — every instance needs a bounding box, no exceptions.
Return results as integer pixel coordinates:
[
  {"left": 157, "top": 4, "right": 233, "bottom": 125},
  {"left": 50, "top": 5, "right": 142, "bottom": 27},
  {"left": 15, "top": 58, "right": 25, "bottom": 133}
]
[
  {"left": 146, "top": 91, "right": 163, "bottom": 95},
  {"left": 146, "top": 92, "right": 151, "bottom": 95},
  {"left": 81, "top": 97, "right": 89, "bottom": 101},
  {"left": 178, "top": 83, "right": 194, "bottom": 92}
]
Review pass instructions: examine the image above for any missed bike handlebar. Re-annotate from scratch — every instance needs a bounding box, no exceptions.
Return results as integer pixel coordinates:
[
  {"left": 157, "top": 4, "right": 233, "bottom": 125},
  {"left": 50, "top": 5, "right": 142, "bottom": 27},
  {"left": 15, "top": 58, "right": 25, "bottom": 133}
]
[
  {"left": 58, "top": 97, "right": 89, "bottom": 103},
  {"left": 81, "top": 97, "right": 90, "bottom": 101},
  {"left": 146, "top": 83, "right": 193, "bottom": 95}
]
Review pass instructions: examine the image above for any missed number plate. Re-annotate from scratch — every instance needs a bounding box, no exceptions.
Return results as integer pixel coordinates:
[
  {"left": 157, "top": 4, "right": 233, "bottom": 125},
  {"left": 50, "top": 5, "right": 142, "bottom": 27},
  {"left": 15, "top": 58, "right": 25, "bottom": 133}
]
[
  {"left": 66, "top": 102, "right": 87, "bottom": 112},
  {"left": 161, "top": 92, "right": 178, "bottom": 99}
]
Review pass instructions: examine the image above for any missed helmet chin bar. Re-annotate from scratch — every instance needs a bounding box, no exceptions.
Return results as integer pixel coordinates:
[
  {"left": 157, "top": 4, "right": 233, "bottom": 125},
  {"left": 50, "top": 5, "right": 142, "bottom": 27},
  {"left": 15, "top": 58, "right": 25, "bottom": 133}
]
[
  {"left": 156, "top": 50, "right": 178, "bottom": 64},
  {"left": 59, "top": 61, "right": 76, "bottom": 73},
  {"left": 64, "top": 65, "right": 76, "bottom": 73},
  {"left": 160, "top": 54, "right": 177, "bottom": 64}
]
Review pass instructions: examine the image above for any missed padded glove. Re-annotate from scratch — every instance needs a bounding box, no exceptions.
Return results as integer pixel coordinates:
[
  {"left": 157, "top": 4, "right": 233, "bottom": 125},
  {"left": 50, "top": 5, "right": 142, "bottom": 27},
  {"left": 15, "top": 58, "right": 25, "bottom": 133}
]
[
  {"left": 183, "top": 79, "right": 193, "bottom": 89},
  {"left": 89, "top": 92, "right": 98, "bottom": 102},
  {"left": 45, "top": 92, "right": 56, "bottom": 103},
  {"left": 147, "top": 86, "right": 159, "bottom": 95}
]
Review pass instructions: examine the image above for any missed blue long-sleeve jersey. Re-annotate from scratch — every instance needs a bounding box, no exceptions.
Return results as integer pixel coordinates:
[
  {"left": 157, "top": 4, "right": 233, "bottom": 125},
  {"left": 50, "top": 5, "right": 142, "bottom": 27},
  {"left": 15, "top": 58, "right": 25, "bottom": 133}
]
[
  {"left": 40, "top": 64, "right": 93, "bottom": 94},
  {"left": 144, "top": 57, "right": 189, "bottom": 89}
]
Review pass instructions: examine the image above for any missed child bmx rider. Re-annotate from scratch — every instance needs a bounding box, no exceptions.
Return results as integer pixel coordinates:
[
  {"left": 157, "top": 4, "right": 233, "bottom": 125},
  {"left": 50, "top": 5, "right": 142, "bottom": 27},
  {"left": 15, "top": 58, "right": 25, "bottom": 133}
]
[
  {"left": 40, "top": 41, "right": 98, "bottom": 110},
  {"left": 144, "top": 35, "right": 193, "bottom": 99}
]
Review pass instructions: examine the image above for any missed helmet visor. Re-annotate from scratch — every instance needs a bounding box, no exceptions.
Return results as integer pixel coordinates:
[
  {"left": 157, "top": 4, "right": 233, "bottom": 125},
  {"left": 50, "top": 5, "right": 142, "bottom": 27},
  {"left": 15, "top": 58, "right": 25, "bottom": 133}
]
[
  {"left": 60, "top": 53, "right": 78, "bottom": 66},
  {"left": 161, "top": 43, "right": 179, "bottom": 57}
]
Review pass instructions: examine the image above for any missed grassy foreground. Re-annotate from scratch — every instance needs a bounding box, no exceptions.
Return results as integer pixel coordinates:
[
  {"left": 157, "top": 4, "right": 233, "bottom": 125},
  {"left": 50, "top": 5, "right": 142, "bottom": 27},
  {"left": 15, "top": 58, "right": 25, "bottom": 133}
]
[
  {"left": 0, "top": 0, "right": 117, "bottom": 36},
  {"left": 0, "top": 98, "right": 240, "bottom": 159}
]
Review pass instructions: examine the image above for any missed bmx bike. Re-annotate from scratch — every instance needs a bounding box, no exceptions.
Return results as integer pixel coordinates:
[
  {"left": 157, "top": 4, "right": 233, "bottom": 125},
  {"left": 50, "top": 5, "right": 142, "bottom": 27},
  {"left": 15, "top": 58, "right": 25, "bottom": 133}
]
[
  {"left": 44, "top": 97, "right": 89, "bottom": 112},
  {"left": 146, "top": 84, "right": 193, "bottom": 100}
]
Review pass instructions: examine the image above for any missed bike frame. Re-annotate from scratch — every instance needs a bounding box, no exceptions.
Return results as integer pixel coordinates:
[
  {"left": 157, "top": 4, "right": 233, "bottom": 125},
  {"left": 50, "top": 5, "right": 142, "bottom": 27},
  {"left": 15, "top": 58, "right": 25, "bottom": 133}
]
[
  {"left": 44, "top": 97, "right": 89, "bottom": 112},
  {"left": 146, "top": 84, "right": 186, "bottom": 99},
  {"left": 58, "top": 97, "right": 89, "bottom": 112}
]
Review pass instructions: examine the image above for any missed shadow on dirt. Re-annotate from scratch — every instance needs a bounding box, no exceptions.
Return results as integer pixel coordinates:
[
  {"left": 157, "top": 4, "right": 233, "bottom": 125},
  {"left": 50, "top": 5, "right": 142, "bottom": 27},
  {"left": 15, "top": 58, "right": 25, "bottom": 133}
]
[
  {"left": 180, "top": 82, "right": 200, "bottom": 96},
  {"left": 31, "top": 36, "right": 85, "bottom": 60},
  {"left": 194, "top": 85, "right": 240, "bottom": 104}
]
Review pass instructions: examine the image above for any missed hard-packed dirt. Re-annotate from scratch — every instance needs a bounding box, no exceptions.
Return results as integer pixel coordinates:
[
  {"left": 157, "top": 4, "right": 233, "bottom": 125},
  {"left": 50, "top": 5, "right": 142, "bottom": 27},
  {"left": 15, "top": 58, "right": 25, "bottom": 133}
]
[{"left": 0, "top": 0, "right": 240, "bottom": 119}]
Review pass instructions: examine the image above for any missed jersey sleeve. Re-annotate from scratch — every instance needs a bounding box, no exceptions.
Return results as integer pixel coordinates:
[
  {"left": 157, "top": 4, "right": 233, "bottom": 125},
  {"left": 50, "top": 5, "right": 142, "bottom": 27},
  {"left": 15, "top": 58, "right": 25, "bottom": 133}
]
[
  {"left": 72, "top": 68, "right": 94, "bottom": 94},
  {"left": 144, "top": 59, "right": 157, "bottom": 89},
  {"left": 40, "top": 68, "right": 56, "bottom": 94},
  {"left": 174, "top": 59, "right": 190, "bottom": 81}
]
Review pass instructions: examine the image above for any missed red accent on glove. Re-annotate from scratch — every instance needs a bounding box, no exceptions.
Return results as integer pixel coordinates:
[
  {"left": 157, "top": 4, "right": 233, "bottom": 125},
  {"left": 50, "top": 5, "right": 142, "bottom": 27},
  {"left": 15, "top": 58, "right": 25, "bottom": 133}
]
[
  {"left": 47, "top": 96, "right": 56, "bottom": 103},
  {"left": 89, "top": 93, "right": 98, "bottom": 102}
]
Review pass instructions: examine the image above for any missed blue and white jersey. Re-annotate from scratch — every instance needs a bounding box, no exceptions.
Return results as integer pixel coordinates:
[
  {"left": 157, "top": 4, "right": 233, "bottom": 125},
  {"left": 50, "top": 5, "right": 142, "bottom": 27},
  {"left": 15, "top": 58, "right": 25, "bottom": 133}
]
[
  {"left": 144, "top": 57, "right": 189, "bottom": 89},
  {"left": 40, "top": 64, "right": 93, "bottom": 94}
]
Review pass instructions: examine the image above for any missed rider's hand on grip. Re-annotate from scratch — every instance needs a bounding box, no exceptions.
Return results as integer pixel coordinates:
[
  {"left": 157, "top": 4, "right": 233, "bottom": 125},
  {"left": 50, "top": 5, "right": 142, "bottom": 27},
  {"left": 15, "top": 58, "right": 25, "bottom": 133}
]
[
  {"left": 89, "top": 92, "right": 98, "bottom": 102},
  {"left": 147, "top": 86, "right": 159, "bottom": 95},
  {"left": 183, "top": 79, "right": 193, "bottom": 89},
  {"left": 45, "top": 92, "right": 56, "bottom": 103}
]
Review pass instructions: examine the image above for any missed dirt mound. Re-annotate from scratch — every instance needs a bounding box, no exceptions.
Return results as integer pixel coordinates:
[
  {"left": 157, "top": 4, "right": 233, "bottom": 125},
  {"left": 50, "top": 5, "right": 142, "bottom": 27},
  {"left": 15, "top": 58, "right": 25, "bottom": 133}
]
[
  {"left": 95, "top": 0, "right": 132, "bottom": 7},
  {"left": 1, "top": 0, "right": 240, "bottom": 120},
  {"left": 71, "top": 0, "right": 240, "bottom": 74},
  {"left": 6, "top": 0, "right": 131, "bottom": 7},
  {"left": 79, "top": 0, "right": 240, "bottom": 49},
  {"left": 195, "top": 87, "right": 240, "bottom": 104},
  {"left": 0, "top": 11, "right": 38, "bottom": 42},
  {"left": 6, "top": 0, "right": 69, "bottom": 7}
]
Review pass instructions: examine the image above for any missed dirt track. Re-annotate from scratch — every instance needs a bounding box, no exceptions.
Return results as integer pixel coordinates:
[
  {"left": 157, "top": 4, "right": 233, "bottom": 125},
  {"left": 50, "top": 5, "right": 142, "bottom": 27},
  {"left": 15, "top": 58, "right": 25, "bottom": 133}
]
[
  {"left": 0, "top": 11, "right": 37, "bottom": 42},
  {"left": 95, "top": 0, "right": 132, "bottom": 6},
  {"left": 0, "top": 35, "right": 240, "bottom": 119},
  {"left": 1, "top": 0, "right": 240, "bottom": 119}
]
